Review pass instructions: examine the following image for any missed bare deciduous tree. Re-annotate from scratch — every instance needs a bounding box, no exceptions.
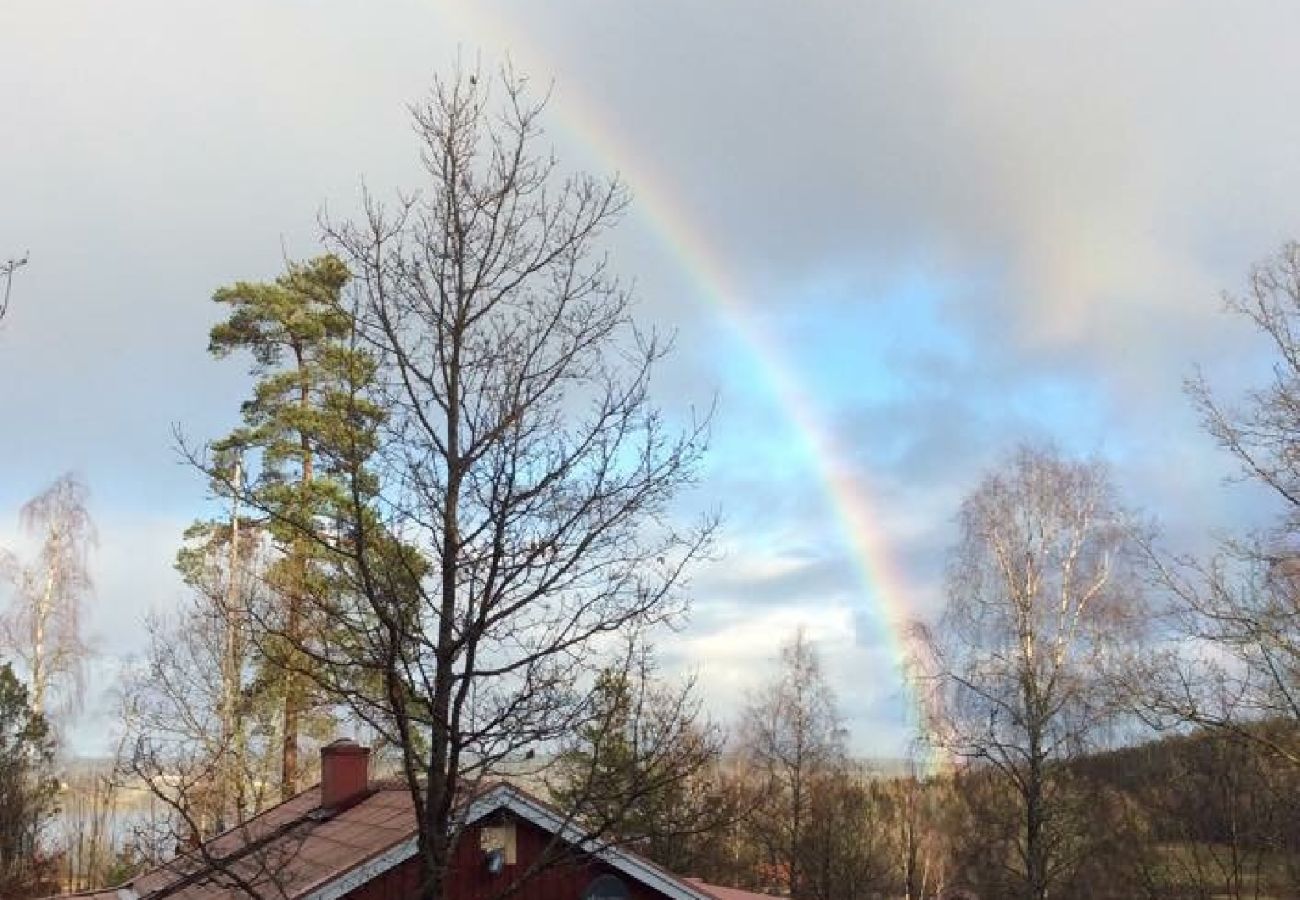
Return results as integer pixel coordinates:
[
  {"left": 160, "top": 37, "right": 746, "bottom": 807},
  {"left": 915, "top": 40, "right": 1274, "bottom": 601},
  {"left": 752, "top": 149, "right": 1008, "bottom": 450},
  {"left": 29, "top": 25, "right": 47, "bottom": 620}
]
[
  {"left": 1, "top": 472, "right": 96, "bottom": 717},
  {"left": 189, "top": 64, "right": 717, "bottom": 900},
  {"left": 740, "top": 629, "right": 847, "bottom": 900},
  {"left": 1142, "top": 241, "right": 1300, "bottom": 768},
  {"left": 1137, "top": 543, "right": 1300, "bottom": 767},
  {"left": 57, "top": 735, "right": 134, "bottom": 893},
  {"left": 914, "top": 445, "right": 1146, "bottom": 900},
  {"left": 0, "top": 252, "right": 28, "bottom": 325},
  {"left": 887, "top": 754, "right": 951, "bottom": 900},
  {"left": 1188, "top": 241, "right": 1300, "bottom": 525},
  {"left": 117, "top": 576, "right": 328, "bottom": 900},
  {"left": 121, "top": 519, "right": 280, "bottom": 842}
]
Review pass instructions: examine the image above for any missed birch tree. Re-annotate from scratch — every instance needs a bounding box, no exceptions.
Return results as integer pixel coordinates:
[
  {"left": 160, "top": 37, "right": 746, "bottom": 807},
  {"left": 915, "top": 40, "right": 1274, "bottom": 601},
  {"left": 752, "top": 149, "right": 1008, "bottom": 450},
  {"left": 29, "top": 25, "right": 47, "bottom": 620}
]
[
  {"left": 1, "top": 472, "right": 95, "bottom": 717},
  {"left": 741, "top": 629, "right": 847, "bottom": 900},
  {"left": 916, "top": 446, "right": 1145, "bottom": 900}
]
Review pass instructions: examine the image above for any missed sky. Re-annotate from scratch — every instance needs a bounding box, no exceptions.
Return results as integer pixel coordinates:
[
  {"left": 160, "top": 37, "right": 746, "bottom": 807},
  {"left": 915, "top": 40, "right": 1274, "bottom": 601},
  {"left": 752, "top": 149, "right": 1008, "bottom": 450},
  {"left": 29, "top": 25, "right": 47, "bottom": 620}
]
[{"left": 1, "top": 0, "right": 1297, "bottom": 757}]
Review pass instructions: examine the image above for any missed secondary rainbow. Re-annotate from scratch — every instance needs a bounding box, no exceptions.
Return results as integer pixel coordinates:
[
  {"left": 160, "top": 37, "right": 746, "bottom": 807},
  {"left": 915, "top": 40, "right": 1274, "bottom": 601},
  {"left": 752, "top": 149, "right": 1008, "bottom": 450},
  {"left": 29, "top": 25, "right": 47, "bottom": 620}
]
[{"left": 428, "top": 3, "right": 936, "bottom": 743}]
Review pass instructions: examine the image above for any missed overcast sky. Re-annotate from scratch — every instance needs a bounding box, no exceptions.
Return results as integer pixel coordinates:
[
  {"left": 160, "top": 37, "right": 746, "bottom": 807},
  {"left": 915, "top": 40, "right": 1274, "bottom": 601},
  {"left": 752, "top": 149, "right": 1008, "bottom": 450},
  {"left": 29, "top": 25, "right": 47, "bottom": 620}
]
[{"left": 1, "top": 1, "right": 1296, "bottom": 757}]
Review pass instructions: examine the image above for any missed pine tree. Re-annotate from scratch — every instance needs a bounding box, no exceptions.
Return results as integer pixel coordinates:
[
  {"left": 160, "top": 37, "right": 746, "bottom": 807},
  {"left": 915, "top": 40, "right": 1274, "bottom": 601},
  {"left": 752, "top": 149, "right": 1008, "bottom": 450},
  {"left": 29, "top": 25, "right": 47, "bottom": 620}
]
[
  {"left": 0, "top": 660, "right": 58, "bottom": 897},
  {"left": 205, "top": 254, "right": 382, "bottom": 799},
  {"left": 551, "top": 661, "right": 730, "bottom": 872}
]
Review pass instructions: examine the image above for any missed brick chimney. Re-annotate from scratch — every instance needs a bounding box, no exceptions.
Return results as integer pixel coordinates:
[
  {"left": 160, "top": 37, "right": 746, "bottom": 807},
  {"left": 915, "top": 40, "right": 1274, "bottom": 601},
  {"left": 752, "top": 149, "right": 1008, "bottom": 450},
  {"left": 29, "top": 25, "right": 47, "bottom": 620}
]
[{"left": 320, "top": 738, "right": 371, "bottom": 809}]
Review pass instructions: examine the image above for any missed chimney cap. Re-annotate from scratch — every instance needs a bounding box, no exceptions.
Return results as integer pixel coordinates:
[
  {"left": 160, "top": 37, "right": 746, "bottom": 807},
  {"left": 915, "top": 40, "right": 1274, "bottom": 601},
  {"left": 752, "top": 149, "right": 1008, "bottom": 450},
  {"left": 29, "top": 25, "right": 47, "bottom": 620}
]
[{"left": 322, "top": 737, "right": 368, "bottom": 756}]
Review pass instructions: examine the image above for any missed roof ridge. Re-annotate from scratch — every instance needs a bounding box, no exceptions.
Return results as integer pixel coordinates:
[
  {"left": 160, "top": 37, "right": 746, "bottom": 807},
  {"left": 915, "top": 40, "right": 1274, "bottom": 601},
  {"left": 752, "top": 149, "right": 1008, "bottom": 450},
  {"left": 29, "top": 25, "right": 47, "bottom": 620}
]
[{"left": 465, "top": 783, "right": 716, "bottom": 900}]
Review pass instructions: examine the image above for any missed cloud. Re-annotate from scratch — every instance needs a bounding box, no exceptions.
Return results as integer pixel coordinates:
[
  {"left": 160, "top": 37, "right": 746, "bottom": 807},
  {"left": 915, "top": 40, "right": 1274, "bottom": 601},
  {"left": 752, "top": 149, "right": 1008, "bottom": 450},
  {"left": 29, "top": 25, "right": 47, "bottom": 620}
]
[
  {"left": 657, "top": 599, "right": 915, "bottom": 754},
  {"left": 493, "top": 1, "right": 1299, "bottom": 379},
  {"left": 4, "top": 0, "right": 1299, "bottom": 755},
  {"left": 694, "top": 550, "right": 856, "bottom": 609}
]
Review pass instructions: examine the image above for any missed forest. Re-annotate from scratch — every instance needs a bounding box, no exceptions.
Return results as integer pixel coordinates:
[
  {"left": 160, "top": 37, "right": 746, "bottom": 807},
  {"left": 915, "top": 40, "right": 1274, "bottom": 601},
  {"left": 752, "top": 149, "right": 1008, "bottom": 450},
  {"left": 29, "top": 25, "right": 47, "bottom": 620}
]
[{"left": 3, "top": 64, "right": 1300, "bottom": 900}]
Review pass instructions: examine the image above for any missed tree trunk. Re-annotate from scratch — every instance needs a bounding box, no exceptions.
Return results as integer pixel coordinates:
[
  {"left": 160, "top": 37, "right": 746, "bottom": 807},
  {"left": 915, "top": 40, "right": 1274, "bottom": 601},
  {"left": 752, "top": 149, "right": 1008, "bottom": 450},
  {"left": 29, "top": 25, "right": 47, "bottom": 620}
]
[
  {"left": 281, "top": 591, "right": 301, "bottom": 801},
  {"left": 1025, "top": 728, "right": 1048, "bottom": 900},
  {"left": 421, "top": 319, "right": 462, "bottom": 900},
  {"left": 220, "top": 458, "right": 243, "bottom": 824},
  {"left": 31, "top": 557, "right": 56, "bottom": 716},
  {"left": 281, "top": 349, "right": 313, "bottom": 801}
]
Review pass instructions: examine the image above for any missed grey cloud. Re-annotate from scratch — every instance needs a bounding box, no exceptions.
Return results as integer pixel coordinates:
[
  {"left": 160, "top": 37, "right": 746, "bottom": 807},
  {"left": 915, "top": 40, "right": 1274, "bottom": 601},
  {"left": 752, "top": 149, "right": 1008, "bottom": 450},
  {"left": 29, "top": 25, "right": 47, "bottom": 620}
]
[
  {"left": 502, "top": 2, "right": 1300, "bottom": 381},
  {"left": 694, "top": 551, "right": 856, "bottom": 609},
  {"left": 5, "top": 0, "right": 1299, "bottom": 756}
]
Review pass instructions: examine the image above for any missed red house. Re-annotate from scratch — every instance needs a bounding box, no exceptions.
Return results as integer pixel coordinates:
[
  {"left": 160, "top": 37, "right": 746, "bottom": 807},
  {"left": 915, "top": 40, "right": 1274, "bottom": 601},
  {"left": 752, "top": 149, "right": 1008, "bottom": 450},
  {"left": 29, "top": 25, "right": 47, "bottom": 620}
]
[{"left": 50, "top": 740, "right": 765, "bottom": 900}]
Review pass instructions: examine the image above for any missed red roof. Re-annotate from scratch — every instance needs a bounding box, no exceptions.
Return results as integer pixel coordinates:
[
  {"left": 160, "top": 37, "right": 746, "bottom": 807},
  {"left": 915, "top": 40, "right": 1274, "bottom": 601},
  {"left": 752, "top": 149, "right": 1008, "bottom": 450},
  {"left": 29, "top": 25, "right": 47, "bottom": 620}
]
[
  {"left": 80, "top": 782, "right": 417, "bottom": 900},
  {"left": 688, "top": 881, "right": 779, "bottom": 900},
  {"left": 42, "top": 780, "right": 771, "bottom": 900}
]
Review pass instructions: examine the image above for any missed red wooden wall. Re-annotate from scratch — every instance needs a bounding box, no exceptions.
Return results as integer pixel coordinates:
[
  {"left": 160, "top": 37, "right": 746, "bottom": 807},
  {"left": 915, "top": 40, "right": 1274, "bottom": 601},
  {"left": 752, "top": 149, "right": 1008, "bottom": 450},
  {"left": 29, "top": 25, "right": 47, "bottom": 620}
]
[{"left": 343, "top": 812, "right": 672, "bottom": 900}]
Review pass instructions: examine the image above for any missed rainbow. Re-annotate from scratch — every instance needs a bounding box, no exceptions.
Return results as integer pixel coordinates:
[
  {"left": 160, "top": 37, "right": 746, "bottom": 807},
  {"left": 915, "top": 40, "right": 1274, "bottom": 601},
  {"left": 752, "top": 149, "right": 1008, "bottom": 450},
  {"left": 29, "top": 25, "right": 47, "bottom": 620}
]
[{"left": 427, "top": 3, "right": 938, "bottom": 753}]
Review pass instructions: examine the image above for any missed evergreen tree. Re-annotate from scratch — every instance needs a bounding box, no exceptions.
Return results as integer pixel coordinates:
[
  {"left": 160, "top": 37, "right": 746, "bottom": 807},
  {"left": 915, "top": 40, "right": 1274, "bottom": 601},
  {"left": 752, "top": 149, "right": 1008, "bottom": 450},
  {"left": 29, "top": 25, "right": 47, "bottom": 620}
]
[
  {"left": 204, "top": 254, "right": 383, "bottom": 799},
  {"left": 0, "top": 660, "right": 58, "bottom": 898},
  {"left": 551, "top": 660, "right": 731, "bottom": 873}
]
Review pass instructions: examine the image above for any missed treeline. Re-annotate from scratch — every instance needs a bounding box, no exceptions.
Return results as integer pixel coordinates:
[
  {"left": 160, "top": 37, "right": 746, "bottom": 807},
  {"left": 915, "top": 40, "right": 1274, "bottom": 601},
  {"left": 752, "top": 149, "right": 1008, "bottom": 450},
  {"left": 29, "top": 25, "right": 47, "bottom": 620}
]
[
  {"left": 548, "top": 633, "right": 948, "bottom": 900},
  {"left": 546, "top": 642, "right": 1300, "bottom": 900}
]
